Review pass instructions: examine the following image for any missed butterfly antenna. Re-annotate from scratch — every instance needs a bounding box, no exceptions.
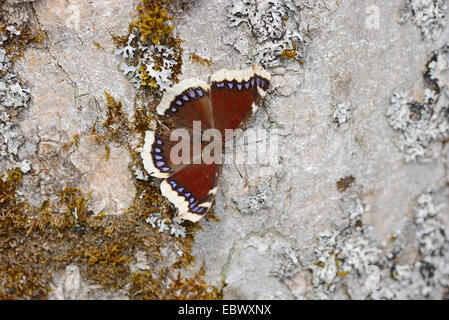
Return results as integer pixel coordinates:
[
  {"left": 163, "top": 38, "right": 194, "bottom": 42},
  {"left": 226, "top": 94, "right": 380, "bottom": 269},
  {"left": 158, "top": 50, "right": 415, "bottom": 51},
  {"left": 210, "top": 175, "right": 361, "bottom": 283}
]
[
  {"left": 236, "top": 139, "right": 265, "bottom": 147},
  {"left": 160, "top": 122, "right": 171, "bottom": 131},
  {"left": 232, "top": 162, "right": 244, "bottom": 179}
]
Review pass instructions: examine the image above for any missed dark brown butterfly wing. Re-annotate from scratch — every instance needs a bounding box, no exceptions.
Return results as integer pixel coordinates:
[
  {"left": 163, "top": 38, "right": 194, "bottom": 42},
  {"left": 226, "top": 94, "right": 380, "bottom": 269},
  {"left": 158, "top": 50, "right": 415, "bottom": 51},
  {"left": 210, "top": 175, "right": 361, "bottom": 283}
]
[
  {"left": 161, "top": 162, "right": 219, "bottom": 222},
  {"left": 210, "top": 64, "right": 271, "bottom": 136},
  {"left": 141, "top": 65, "right": 270, "bottom": 222},
  {"left": 141, "top": 79, "right": 219, "bottom": 222},
  {"left": 141, "top": 79, "right": 213, "bottom": 178}
]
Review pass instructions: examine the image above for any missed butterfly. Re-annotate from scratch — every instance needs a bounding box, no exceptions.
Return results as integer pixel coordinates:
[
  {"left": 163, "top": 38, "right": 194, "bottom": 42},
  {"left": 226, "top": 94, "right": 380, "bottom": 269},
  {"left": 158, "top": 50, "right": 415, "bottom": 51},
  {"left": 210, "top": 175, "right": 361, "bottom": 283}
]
[{"left": 140, "top": 64, "right": 271, "bottom": 222}]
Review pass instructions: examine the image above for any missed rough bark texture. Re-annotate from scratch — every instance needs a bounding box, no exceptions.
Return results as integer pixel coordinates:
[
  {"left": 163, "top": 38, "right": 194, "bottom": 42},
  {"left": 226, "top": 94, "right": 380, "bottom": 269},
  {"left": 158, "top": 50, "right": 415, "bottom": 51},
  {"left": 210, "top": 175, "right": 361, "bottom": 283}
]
[{"left": 2, "top": 0, "right": 449, "bottom": 299}]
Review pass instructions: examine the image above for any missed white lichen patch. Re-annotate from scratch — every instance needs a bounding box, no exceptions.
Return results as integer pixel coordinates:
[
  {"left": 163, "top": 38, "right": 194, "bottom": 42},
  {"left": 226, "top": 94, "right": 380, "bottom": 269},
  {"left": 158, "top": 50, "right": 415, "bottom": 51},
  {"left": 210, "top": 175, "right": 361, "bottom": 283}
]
[
  {"left": 371, "top": 190, "right": 449, "bottom": 299},
  {"left": 303, "top": 186, "right": 382, "bottom": 299},
  {"left": 387, "top": 89, "right": 448, "bottom": 162},
  {"left": 300, "top": 181, "right": 449, "bottom": 299},
  {"left": 227, "top": 0, "right": 338, "bottom": 67},
  {"left": 0, "top": 118, "right": 24, "bottom": 157},
  {"left": 427, "top": 45, "right": 449, "bottom": 116},
  {"left": 115, "top": 33, "right": 137, "bottom": 60},
  {"left": 145, "top": 213, "right": 187, "bottom": 238},
  {"left": 399, "top": 0, "right": 448, "bottom": 40},
  {"left": 272, "top": 247, "right": 301, "bottom": 281},
  {"left": 0, "top": 79, "right": 30, "bottom": 108},
  {"left": 387, "top": 44, "right": 449, "bottom": 163},
  {"left": 0, "top": 1, "right": 36, "bottom": 27},
  {"left": 332, "top": 102, "right": 353, "bottom": 125},
  {"left": 427, "top": 45, "right": 449, "bottom": 87},
  {"left": 133, "top": 165, "right": 150, "bottom": 182},
  {"left": 116, "top": 29, "right": 179, "bottom": 91},
  {"left": 231, "top": 178, "right": 273, "bottom": 214},
  {"left": 308, "top": 231, "right": 338, "bottom": 290},
  {"left": 0, "top": 24, "right": 32, "bottom": 170}
]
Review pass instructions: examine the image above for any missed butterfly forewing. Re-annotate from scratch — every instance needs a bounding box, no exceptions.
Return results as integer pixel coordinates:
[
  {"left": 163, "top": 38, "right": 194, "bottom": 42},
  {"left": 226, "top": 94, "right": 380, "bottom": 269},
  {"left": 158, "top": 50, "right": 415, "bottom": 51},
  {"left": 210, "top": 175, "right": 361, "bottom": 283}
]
[{"left": 210, "top": 64, "right": 271, "bottom": 137}]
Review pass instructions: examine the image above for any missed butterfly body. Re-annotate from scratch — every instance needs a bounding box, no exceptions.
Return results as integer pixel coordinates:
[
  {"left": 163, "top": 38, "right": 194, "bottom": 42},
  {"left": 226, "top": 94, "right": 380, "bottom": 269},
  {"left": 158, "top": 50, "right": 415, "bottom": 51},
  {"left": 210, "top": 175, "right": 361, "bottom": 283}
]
[{"left": 141, "top": 64, "right": 271, "bottom": 222}]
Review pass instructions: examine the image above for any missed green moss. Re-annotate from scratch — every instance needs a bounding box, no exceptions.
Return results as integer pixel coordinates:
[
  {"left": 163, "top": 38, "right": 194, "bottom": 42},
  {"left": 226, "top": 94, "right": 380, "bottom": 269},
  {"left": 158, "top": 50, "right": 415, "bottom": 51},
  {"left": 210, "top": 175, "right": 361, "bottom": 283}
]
[
  {"left": 0, "top": 168, "right": 27, "bottom": 232},
  {"left": 103, "top": 91, "right": 126, "bottom": 130},
  {"left": 133, "top": 105, "right": 156, "bottom": 133},
  {"left": 0, "top": 168, "right": 49, "bottom": 299},
  {"left": 92, "top": 41, "right": 104, "bottom": 50},
  {"left": 0, "top": 172, "right": 221, "bottom": 298},
  {"left": 62, "top": 134, "right": 80, "bottom": 152},
  {"left": 281, "top": 42, "right": 297, "bottom": 60},
  {"left": 91, "top": 91, "right": 133, "bottom": 161},
  {"left": 0, "top": 95, "right": 221, "bottom": 300},
  {"left": 169, "top": 266, "right": 224, "bottom": 300},
  {"left": 189, "top": 53, "right": 212, "bottom": 66},
  {"left": 114, "top": 0, "right": 183, "bottom": 90},
  {"left": 0, "top": 13, "right": 46, "bottom": 61},
  {"left": 58, "top": 187, "right": 93, "bottom": 226},
  {"left": 135, "top": 1, "right": 174, "bottom": 45},
  {"left": 130, "top": 269, "right": 165, "bottom": 299},
  {"left": 130, "top": 265, "right": 223, "bottom": 300}
]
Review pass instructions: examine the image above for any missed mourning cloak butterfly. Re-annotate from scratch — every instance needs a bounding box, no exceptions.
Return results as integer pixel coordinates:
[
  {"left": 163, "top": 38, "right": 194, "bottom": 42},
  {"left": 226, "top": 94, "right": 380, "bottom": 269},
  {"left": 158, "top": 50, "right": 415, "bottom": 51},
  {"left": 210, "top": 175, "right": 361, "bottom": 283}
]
[{"left": 141, "top": 64, "right": 271, "bottom": 222}]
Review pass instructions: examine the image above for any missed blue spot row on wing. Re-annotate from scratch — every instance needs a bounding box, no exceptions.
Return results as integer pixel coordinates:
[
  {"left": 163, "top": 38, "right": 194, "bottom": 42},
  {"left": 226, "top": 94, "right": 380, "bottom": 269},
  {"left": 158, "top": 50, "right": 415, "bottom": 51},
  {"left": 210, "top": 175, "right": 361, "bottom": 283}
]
[
  {"left": 168, "top": 179, "right": 207, "bottom": 215},
  {"left": 212, "top": 75, "right": 269, "bottom": 91},
  {"left": 165, "top": 87, "right": 207, "bottom": 117},
  {"left": 152, "top": 134, "right": 170, "bottom": 173}
]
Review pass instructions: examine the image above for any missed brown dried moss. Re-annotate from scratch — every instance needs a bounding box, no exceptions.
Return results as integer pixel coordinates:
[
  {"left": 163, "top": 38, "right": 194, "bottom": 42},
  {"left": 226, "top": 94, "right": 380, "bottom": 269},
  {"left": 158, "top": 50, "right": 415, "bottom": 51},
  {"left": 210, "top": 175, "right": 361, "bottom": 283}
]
[
  {"left": 0, "top": 3, "right": 46, "bottom": 62},
  {"left": 0, "top": 170, "right": 221, "bottom": 298},
  {"left": 91, "top": 91, "right": 133, "bottom": 161},
  {"left": 130, "top": 266, "right": 223, "bottom": 300},
  {"left": 281, "top": 42, "right": 297, "bottom": 60},
  {"left": 189, "top": 53, "right": 212, "bottom": 66},
  {"left": 336, "top": 176, "right": 356, "bottom": 193}
]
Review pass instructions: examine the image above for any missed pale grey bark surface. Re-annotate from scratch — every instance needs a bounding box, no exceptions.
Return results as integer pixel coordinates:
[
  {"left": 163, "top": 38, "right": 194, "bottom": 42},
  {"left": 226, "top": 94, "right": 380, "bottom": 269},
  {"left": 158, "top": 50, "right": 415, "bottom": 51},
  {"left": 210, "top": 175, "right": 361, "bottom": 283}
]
[{"left": 2, "top": 0, "right": 449, "bottom": 299}]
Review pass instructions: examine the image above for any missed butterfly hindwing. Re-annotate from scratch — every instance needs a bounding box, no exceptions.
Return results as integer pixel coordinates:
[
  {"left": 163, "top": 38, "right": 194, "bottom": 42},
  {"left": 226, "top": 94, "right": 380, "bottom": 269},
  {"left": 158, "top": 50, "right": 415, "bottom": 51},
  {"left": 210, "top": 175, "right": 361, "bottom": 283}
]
[
  {"left": 161, "top": 163, "right": 220, "bottom": 222},
  {"left": 141, "top": 130, "right": 172, "bottom": 178}
]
